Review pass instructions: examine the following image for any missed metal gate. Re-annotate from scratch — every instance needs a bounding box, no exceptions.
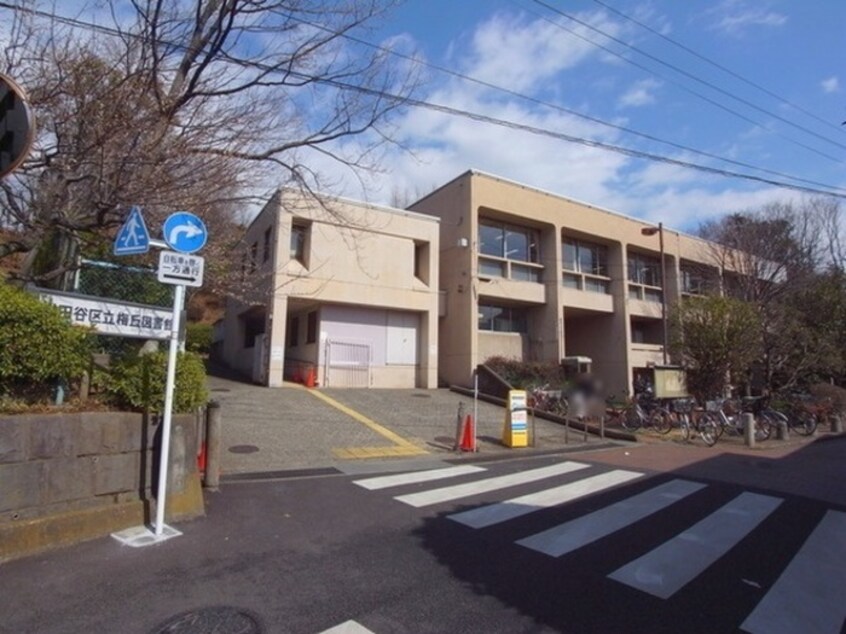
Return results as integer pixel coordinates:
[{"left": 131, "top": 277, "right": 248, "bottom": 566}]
[{"left": 324, "top": 340, "right": 371, "bottom": 387}]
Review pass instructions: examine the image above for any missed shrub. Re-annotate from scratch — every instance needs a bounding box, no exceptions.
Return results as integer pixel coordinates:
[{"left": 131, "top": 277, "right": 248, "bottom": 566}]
[
  {"left": 0, "top": 283, "right": 92, "bottom": 398},
  {"left": 106, "top": 350, "right": 208, "bottom": 413},
  {"left": 483, "top": 356, "right": 568, "bottom": 390},
  {"left": 185, "top": 322, "right": 213, "bottom": 354}
]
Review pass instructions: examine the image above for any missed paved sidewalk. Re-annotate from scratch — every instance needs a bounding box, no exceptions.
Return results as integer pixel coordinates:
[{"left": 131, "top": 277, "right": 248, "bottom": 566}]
[{"left": 206, "top": 371, "right": 614, "bottom": 475}]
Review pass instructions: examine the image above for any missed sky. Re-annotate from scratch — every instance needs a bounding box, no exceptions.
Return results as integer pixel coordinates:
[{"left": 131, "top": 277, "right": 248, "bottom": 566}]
[
  {"left": 2, "top": 0, "right": 845, "bottom": 233},
  {"left": 318, "top": 0, "right": 846, "bottom": 232}
]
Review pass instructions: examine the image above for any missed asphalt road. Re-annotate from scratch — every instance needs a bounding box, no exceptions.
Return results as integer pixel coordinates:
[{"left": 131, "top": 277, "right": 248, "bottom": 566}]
[{"left": 1, "top": 440, "right": 844, "bottom": 633}]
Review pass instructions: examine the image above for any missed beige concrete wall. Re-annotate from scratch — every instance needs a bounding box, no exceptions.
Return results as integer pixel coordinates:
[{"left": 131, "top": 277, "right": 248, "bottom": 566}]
[
  {"left": 224, "top": 190, "right": 440, "bottom": 388},
  {"left": 412, "top": 170, "right": 739, "bottom": 393}
]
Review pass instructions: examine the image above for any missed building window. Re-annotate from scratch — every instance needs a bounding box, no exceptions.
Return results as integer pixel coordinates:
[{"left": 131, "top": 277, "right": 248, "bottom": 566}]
[
  {"left": 291, "top": 223, "right": 307, "bottom": 264},
  {"left": 479, "top": 220, "right": 539, "bottom": 263},
  {"left": 628, "top": 252, "right": 662, "bottom": 302},
  {"left": 306, "top": 311, "right": 317, "bottom": 344},
  {"left": 478, "top": 219, "right": 542, "bottom": 283},
  {"left": 681, "top": 266, "right": 708, "bottom": 295},
  {"left": 414, "top": 241, "right": 430, "bottom": 285},
  {"left": 562, "top": 238, "right": 610, "bottom": 294},
  {"left": 478, "top": 304, "right": 528, "bottom": 333},
  {"left": 249, "top": 242, "right": 258, "bottom": 273},
  {"left": 628, "top": 253, "right": 660, "bottom": 286},
  {"left": 262, "top": 227, "right": 272, "bottom": 263},
  {"left": 288, "top": 316, "right": 299, "bottom": 347}
]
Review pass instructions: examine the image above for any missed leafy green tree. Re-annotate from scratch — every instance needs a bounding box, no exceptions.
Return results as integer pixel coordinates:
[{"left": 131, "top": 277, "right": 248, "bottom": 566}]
[
  {"left": 671, "top": 296, "right": 761, "bottom": 402},
  {"left": 0, "top": 283, "right": 92, "bottom": 399}
]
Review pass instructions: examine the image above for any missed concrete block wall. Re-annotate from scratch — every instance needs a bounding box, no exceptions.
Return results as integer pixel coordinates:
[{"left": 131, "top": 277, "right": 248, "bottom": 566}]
[{"left": 0, "top": 412, "right": 204, "bottom": 562}]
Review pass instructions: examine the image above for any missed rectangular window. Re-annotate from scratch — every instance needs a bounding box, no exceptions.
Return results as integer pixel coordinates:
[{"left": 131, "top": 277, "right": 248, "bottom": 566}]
[
  {"left": 249, "top": 242, "right": 258, "bottom": 273},
  {"left": 562, "top": 272, "right": 581, "bottom": 289},
  {"left": 478, "top": 259, "right": 505, "bottom": 278},
  {"left": 562, "top": 238, "right": 610, "bottom": 294},
  {"left": 291, "top": 224, "right": 307, "bottom": 264},
  {"left": 511, "top": 263, "right": 540, "bottom": 282},
  {"left": 478, "top": 220, "right": 539, "bottom": 263},
  {"left": 478, "top": 304, "right": 528, "bottom": 333},
  {"left": 262, "top": 227, "right": 272, "bottom": 263},
  {"left": 681, "top": 267, "right": 708, "bottom": 295},
  {"left": 288, "top": 316, "right": 299, "bottom": 348},
  {"left": 628, "top": 253, "right": 660, "bottom": 287},
  {"left": 306, "top": 311, "right": 317, "bottom": 344}
]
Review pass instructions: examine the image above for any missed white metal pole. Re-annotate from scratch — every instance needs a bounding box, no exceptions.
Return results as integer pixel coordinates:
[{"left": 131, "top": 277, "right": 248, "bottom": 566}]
[
  {"left": 154, "top": 283, "right": 185, "bottom": 536},
  {"left": 473, "top": 370, "right": 479, "bottom": 452}
]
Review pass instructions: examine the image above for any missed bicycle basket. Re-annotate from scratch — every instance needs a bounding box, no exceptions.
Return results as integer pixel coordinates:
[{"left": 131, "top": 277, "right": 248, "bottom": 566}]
[
  {"left": 672, "top": 398, "right": 694, "bottom": 413},
  {"left": 705, "top": 400, "right": 721, "bottom": 413}
]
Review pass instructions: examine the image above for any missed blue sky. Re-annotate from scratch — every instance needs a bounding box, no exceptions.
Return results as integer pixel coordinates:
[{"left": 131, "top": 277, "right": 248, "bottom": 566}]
[
  {"left": 324, "top": 0, "right": 846, "bottom": 231},
  {"left": 5, "top": 1, "right": 845, "bottom": 232}
]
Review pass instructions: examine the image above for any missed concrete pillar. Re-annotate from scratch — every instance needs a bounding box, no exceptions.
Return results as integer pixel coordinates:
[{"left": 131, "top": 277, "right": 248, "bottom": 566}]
[
  {"left": 775, "top": 419, "right": 789, "bottom": 441},
  {"left": 204, "top": 401, "right": 222, "bottom": 490},
  {"left": 831, "top": 415, "right": 843, "bottom": 434},
  {"left": 742, "top": 413, "right": 755, "bottom": 448}
]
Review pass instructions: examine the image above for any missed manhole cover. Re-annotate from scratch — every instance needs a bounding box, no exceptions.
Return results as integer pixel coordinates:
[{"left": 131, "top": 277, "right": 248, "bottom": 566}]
[
  {"left": 211, "top": 388, "right": 231, "bottom": 392},
  {"left": 152, "top": 607, "right": 261, "bottom": 633},
  {"left": 228, "top": 445, "right": 260, "bottom": 454},
  {"left": 412, "top": 393, "right": 431, "bottom": 398}
]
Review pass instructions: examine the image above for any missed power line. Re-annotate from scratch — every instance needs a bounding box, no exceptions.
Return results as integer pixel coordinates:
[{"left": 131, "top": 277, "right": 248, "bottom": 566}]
[
  {"left": 531, "top": 0, "right": 846, "bottom": 158},
  {"left": 277, "top": 9, "right": 845, "bottom": 194},
  {"left": 2, "top": 1, "right": 846, "bottom": 200},
  {"left": 590, "top": 0, "right": 846, "bottom": 137}
]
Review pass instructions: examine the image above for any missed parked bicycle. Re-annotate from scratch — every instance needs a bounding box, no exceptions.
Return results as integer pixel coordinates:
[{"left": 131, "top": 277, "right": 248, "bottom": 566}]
[
  {"left": 776, "top": 393, "right": 833, "bottom": 436},
  {"left": 606, "top": 388, "right": 671, "bottom": 432},
  {"left": 528, "top": 385, "right": 569, "bottom": 417},
  {"left": 698, "top": 396, "right": 775, "bottom": 444}
]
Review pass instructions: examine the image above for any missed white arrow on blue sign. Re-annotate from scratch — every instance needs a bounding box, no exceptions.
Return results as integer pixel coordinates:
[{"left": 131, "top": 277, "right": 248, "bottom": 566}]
[
  {"left": 114, "top": 206, "right": 151, "bottom": 256},
  {"left": 163, "top": 211, "right": 207, "bottom": 254}
]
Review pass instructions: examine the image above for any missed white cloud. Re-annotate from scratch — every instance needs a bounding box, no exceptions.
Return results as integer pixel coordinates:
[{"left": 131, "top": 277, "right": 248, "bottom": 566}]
[
  {"left": 706, "top": 1, "right": 787, "bottom": 36},
  {"left": 821, "top": 76, "right": 840, "bottom": 94},
  {"left": 618, "top": 79, "right": 662, "bottom": 108}
]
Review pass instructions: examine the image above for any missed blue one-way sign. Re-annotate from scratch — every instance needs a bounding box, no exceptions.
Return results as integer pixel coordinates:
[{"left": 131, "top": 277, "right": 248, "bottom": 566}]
[
  {"left": 163, "top": 211, "right": 207, "bottom": 254},
  {"left": 114, "top": 206, "right": 150, "bottom": 255}
]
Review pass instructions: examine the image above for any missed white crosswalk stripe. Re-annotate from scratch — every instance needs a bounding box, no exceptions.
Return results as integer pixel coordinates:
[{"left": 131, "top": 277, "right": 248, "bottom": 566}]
[
  {"left": 449, "top": 469, "right": 644, "bottom": 528},
  {"left": 393, "top": 461, "right": 591, "bottom": 508},
  {"left": 318, "top": 620, "right": 376, "bottom": 634},
  {"left": 741, "top": 510, "right": 846, "bottom": 634},
  {"left": 608, "top": 491, "right": 783, "bottom": 599},
  {"left": 516, "top": 479, "right": 706, "bottom": 557},
  {"left": 353, "top": 465, "right": 487, "bottom": 490}
]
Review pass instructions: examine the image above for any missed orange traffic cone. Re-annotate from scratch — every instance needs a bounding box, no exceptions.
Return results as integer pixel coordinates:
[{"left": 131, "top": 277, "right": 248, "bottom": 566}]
[
  {"left": 459, "top": 414, "right": 476, "bottom": 452},
  {"left": 305, "top": 367, "right": 316, "bottom": 388}
]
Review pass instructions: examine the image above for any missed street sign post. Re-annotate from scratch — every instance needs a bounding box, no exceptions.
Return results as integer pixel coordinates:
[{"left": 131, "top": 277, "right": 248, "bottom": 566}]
[
  {"left": 110, "top": 206, "right": 208, "bottom": 546},
  {"left": 163, "top": 211, "right": 207, "bottom": 254},
  {"left": 114, "top": 206, "right": 151, "bottom": 255}
]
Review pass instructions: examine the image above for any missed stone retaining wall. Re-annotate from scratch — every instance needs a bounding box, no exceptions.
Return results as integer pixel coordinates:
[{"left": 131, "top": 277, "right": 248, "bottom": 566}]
[{"left": 0, "top": 411, "right": 205, "bottom": 562}]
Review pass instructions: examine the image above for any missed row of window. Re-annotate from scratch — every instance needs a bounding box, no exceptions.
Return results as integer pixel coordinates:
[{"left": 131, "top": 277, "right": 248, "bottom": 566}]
[{"left": 479, "top": 224, "right": 707, "bottom": 299}]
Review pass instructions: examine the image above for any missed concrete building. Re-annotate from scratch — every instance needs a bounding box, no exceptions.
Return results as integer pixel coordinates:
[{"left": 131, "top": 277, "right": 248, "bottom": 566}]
[
  {"left": 408, "top": 170, "right": 720, "bottom": 396},
  {"left": 221, "top": 190, "right": 440, "bottom": 389}
]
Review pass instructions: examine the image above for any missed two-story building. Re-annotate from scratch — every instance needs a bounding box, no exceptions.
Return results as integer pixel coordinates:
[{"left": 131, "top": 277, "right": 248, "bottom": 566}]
[
  {"left": 221, "top": 189, "right": 440, "bottom": 389},
  {"left": 408, "top": 170, "right": 719, "bottom": 396},
  {"left": 223, "top": 170, "right": 728, "bottom": 394}
]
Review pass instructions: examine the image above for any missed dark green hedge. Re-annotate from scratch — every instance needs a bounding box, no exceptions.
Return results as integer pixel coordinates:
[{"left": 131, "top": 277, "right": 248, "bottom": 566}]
[{"left": 106, "top": 350, "right": 208, "bottom": 413}]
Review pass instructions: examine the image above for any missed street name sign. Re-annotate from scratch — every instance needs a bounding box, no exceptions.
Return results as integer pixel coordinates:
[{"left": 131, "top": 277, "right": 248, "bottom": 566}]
[
  {"left": 163, "top": 211, "right": 207, "bottom": 254},
  {"left": 157, "top": 250, "right": 204, "bottom": 287},
  {"left": 114, "top": 206, "right": 151, "bottom": 255}
]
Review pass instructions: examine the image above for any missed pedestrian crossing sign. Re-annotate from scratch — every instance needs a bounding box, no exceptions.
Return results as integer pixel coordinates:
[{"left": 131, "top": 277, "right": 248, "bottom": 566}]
[{"left": 114, "top": 206, "right": 150, "bottom": 255}]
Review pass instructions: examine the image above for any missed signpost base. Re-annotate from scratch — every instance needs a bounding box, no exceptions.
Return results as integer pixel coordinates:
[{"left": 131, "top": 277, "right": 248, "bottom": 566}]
[{"left": 111, "top": 523, "right": 182, "bottom": 548}]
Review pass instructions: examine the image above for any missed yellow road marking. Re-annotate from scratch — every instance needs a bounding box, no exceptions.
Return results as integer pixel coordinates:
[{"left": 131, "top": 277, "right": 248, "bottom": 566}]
[{"left": 302, "top": 387, "right": 429, "bottom": 459}]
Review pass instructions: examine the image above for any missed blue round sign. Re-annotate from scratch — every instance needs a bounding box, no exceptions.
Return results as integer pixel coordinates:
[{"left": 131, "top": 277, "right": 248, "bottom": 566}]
[{"left": 163, "top": 211, "right": 208, "bottom": 254}]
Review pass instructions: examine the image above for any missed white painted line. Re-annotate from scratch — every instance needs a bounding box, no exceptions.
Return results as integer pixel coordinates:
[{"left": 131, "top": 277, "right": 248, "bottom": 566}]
[
  {"left": 741, "top": 510, "right": 846, "bottom": 634},
  {"left": 517, "top": 479, "right": 707, "bottom": 556},
  {"left": 449, "top": 470, "right": 644, "bottom": 529},
  {"left": 353, "top": 465, "right": 487, "bottom": 490},
  {"left": 394, "top": 461, "right": 591, "bottom": 508},
  {"left": 318, "top": 620, "right": 376, "bottom": 634},
  {"left": 609, "top": 492, "right": 782, "bottom": 599}
]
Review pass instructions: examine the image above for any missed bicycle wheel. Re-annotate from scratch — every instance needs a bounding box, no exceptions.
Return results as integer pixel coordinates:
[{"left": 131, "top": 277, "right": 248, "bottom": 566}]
[
  {"left": 650, "top": 408, "right": 673, "bottom": 434},
  {"left": 755, "top": 411, "right": 776, "bottom": 441},
  {"left": 621, "top": 405, "right": 642, "bottom": 431},
  {"left": 679, "top": 413, "right": 692, "bottom": 442},
  {"left": 791, "top": 410, "right": 817, "bottom": 436},
  {"left": 697, "top": 413, "right": 719, "bottom": 446}
]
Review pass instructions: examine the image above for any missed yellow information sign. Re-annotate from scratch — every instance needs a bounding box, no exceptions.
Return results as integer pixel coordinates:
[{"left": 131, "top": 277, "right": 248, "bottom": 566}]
[{"left": 502, "top": 390, "right": 529, "bottom": 448}]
